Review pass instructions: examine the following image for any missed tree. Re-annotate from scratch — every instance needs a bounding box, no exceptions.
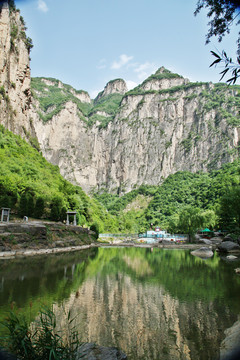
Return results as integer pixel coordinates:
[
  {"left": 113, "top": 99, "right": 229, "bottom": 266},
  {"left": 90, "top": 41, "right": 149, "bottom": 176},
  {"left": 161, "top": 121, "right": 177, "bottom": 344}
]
[
  {"left": 90, "top": 222, "right": 100, "bottom": 239},
  {"left": 34, "top": 197, "right": 45, "bottom": 219},
  {"left": 218, "top": 185, "right": 240, "bottom": 231},
  {"left": 176, "top": 206, "right": 217, "bottom": 241},
  {"left": 19, "top": 193, "right": 28, "bottom": 217},
  {"left": 195, "top": 0, "right": 240, "bottom": 84},
  {"left": 27, "top": 194, "right": 35, "bottom": 217},
  {"left": 50, "top": 196, "right": 65, "bottom": 222},
  {"left": 177, "top": 206, "right": 204, "bottom": 241}
]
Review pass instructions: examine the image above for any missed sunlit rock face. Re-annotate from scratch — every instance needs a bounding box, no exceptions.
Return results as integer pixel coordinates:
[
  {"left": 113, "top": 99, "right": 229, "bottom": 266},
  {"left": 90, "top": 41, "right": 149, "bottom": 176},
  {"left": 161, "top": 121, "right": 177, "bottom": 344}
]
[
  {"left": 0, "top": 3, "right": 239, "bottom": 194},
  {"left": 33, "top": 75, "right": 239, "bottom": 194},
  {"left": 0, "top": 2, "right": 36, "bottom": 139},
  {"left": 53, "top": 273, "right": 233, "bottom": 360}
]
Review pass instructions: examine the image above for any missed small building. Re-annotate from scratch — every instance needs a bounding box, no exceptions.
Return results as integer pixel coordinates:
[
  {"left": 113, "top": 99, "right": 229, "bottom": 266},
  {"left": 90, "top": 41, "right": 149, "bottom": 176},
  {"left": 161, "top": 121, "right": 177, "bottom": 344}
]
[
  {"left": 66, "top": 210, "right": 77, "bottom": 226},
  {"left": 1, "top": 208, "right": 11, "bottom": 223}
]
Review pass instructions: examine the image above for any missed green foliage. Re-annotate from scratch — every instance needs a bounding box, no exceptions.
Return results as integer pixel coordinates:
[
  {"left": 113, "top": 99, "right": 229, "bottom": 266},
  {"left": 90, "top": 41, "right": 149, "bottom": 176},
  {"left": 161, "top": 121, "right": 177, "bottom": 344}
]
[
  {"left": 90, "top": 222, "right": 100, "bottom": 239},
  {"left": 195, "top": 1, "right": 240, "bottom": 84},
  {"left": 8, "top": 0, "right": 16, "bottom": 12},
  {"left": 126, "top": 81, "right": 207, "bottom": 97},
  {"left": 94, "top": 161, "right": 240, "bottom": 233},
  {"left": 88, "top": 93, "right": 123, "bottom": 127},
  {"left": 0, "top": 86, "right": 10, "bottom": 104},
  {"left": 0, "top": 125, "right": 117, "bottom": 231},
  {"left": 218, "top": 185, "right": 240, "bottom": 231},
  {"left": 0, "top": 307, "right": 79, "bottom": 360},
  {"left": 137, "top": 67, "right": 183, "bottom": 92},
  {"left": 31, "top": 77, "right": 92, "bottom": 123},
  {"left": 9, "top": 10, "right": 33, "bottom": 53},
  {"left": 31, "top": 78, "right": 124, "bottom": 129},
  {"left": 175, "top": 206, "right": 216, "bottom": 240},
  {"left": 200, "top": 84, "right": 240, "bottom": 127},
  {"left": 10, "top": 24, "right": 18, "bottom": 40},
  {"left": 34, "top": 197, "right": 45, "bottom": 218}
]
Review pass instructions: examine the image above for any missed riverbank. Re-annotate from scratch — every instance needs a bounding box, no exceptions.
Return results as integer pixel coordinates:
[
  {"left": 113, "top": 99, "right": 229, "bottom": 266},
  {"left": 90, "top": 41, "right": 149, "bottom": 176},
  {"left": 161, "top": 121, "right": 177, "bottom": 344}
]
[
  {"left": 0, "top": 240, "right": 217, "bottom": 259},
  {"left": 0, "top": 221, "right": 97, "bottom": 257}
]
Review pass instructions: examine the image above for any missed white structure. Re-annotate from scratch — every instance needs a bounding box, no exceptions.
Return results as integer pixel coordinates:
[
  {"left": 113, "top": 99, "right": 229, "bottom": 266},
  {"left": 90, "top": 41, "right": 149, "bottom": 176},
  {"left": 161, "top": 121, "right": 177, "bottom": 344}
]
[
  {"left": 66, "top": 210, "right": 77, "bottom": 226},
  {"left": 1, "top": 208, "right": 10, "bottom": 222}
]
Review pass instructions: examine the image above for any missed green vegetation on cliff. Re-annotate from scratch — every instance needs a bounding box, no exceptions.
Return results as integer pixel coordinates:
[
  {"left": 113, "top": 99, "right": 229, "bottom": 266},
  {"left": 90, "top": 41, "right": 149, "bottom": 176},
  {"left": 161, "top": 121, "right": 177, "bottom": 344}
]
[
  {"left": 0, "top": 125, "right": 118, "bottom": 231},
  {"left": 31, "top": 72, "right": 240, "bottom": 134},
  {"left": 0, "top": 124, "right": 239, "bottom": 235},
  {"left": 95, "top": 161, "right": 240, "bottom": 234},
  {"left": 31, "top": 77, "right": 123, "bottom": 129},
  {"left": 31, "top": 77, "right": 92, "bottom": 123}
]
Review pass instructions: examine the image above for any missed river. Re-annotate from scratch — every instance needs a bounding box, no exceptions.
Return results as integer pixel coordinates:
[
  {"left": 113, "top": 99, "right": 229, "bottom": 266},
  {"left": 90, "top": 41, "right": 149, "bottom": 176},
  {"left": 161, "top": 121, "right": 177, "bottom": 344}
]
[{"left": 0, "top": 247, "right": 240, "bottom": 359}]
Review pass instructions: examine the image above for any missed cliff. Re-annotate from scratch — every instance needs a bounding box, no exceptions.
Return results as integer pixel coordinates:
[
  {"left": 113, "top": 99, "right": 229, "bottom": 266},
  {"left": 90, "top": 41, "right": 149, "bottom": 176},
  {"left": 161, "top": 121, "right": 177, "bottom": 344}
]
[
  {"left": 31, "top": 70, "right": 240, "bottom": 194},
  {"left": 0, "top": 1, "right": 37, "bottom": 145},
  {"left": 0, "top": 3, "right": 239, "bottom": 195}
]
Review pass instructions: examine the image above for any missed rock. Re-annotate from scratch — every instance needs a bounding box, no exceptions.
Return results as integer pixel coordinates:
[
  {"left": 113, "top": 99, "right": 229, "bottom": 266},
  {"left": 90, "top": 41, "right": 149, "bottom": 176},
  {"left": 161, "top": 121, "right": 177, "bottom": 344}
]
[
  {"left": 217, "top": 241, "right": 240, "bottom": 253},
  {"left": 226, "top": 255, "right": 238, "bottom": 260},
  {"left": 223, "top": 235, "right": 234, "bottom": 242},
  {"left": 209, "top": 237, "right": 223, "bottom": 245},
  {"left": 0, "top": 2, "right": 36, "bottom": 140},
  {"left": 190, "top": 247, "right": 213, "bottom": 258},
  {"left": 194, "top": 234, "right": 201, "bottom": 242},
  {"left": 235, "top": 268, "right": 240, "bottom": 274},
  {"left": 199, "top": 239, "right": 212, "bottom": 245},
  {"left": 220, "top": 319, "right": 240, "bottom": 359},
  {"left": 76, "top": 343, "right": 127, "bottom": 360}
]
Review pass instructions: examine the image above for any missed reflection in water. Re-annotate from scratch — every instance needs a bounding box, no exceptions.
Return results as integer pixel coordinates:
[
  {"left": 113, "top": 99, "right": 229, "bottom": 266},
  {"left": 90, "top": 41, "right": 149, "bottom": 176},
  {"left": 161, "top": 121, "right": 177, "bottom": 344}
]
[{"left": 1, "top": 248, "right": 240, "bottom": 359}]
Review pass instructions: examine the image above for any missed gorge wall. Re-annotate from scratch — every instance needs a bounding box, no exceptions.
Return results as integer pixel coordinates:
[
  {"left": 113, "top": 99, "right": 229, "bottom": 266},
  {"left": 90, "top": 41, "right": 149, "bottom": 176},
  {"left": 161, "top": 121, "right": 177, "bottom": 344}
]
[
  {"left": 0, "top": 1, "right": 36, "bottom": 143},
  {"left": 0, "top": 2, "right": 239, "bottom": 194},
  {"left": 32, "top": 72, "right": 240, "bottom": 194}
]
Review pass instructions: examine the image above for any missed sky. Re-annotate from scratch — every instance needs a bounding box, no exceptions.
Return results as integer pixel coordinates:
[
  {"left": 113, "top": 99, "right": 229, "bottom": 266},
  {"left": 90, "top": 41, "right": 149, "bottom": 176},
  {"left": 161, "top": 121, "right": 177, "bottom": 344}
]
[{"left": 15, "top": 0, "right": 239, "bottom": 98}]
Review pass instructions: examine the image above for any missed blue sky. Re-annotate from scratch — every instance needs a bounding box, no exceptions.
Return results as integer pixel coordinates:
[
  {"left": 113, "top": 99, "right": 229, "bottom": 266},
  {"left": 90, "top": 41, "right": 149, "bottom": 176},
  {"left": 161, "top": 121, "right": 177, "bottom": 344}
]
[{"left": 15, "top": 0, "right": 239, "bottom": 98}]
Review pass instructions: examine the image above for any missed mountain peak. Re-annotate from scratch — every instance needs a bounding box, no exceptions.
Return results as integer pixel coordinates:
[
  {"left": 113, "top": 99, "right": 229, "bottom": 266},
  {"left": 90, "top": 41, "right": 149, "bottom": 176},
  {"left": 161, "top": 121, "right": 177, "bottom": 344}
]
[{"left": 95, "top": 79, "right": 128, "bottom": 101}]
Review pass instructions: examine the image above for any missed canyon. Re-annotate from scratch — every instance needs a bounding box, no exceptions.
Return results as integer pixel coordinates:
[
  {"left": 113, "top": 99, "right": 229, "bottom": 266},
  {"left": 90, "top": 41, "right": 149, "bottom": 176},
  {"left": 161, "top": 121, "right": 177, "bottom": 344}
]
[{"left": 0, "top": 2, "right": 239, "bottom": 195}]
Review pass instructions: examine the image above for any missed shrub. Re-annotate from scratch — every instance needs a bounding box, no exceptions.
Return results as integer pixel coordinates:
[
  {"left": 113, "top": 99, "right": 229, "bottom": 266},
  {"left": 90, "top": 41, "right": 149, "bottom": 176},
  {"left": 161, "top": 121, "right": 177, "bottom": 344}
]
[
  {"left": 90, "top": 222, "right": 100, "bottom": 238},
  {"left": 0, "top": 307, "right": 79, "bottom": 360}
]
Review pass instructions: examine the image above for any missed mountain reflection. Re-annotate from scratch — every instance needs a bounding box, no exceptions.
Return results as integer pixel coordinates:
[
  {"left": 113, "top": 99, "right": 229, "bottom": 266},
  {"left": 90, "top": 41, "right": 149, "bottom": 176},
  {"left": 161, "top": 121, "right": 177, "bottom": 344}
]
[
  {"left": 1, "top": 248, "right": 240, "bottom": 360},
  {"left": 53, "top": 248, "right": 240, "bottom": 360}
]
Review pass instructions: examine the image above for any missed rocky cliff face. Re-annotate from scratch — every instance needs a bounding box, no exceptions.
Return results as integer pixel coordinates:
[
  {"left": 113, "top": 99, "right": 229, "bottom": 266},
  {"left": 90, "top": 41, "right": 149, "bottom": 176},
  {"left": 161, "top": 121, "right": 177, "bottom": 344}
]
[
  {"left": 1, "top": 4, "right": 239, "bottom": 194},
  {"left": 53, "top": 268, "right": 234, "bottom": 360},
  {"left": 95, "top": 78, "right": 128, "bottom": 101},
  {"left": 32, "top": 69, "right": 240, "bottom": 194},
  {"left": 0, "top": 1, "right": 37, "bottom": 143}
]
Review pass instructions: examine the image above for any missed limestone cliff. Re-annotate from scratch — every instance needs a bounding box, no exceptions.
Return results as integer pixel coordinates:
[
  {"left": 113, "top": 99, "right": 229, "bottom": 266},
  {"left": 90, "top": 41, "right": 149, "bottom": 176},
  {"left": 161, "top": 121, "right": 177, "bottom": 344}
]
[
  {"left": 95, "top": 78, "right": 128, "bottom": 102},
  {"left": 32, "top": 69, "right": 240, "bottom": 194},
  {"left": 0, "top": 1, "right": 37, "bottom": 144},
  {"left": 53, "top": 271, "right": 234, "bottom": 360},
  {"left": 0, "top": 3, "right": 239, "bottom": 194}
]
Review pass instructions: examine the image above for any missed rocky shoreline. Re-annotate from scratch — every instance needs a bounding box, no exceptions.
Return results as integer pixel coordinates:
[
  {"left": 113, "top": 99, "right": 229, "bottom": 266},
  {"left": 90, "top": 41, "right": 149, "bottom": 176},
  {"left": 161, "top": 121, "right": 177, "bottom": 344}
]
[
  {"left": 1, "top": 222, "right": 240, "bottom": 259},
  {"left": 0, "top": 241, "right": 218, "bottom": 259}
]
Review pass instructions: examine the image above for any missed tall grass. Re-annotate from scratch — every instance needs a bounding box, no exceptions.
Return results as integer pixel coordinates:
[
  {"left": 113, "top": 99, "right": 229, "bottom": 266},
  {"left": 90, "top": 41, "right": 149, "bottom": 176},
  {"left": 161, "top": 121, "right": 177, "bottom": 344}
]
[{"left": 0, "top": 307, "right": 79, "bottom": 360}]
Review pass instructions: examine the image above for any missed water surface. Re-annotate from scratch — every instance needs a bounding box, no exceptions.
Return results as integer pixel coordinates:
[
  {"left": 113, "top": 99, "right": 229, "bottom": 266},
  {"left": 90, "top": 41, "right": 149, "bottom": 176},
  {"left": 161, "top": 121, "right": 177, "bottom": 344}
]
[{"left": 0, "top": 247, "right": 240, "bottom": 359}]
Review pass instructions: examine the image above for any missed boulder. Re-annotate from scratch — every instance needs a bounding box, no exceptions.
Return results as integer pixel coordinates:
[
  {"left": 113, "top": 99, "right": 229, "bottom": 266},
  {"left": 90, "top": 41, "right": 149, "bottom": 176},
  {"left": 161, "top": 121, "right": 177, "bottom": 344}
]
[
  {"left": 223, "top": 234, "right": 234, "bottom": 242},
  {"left": 194, "top": 234, "right": 201, "bottom": 242},
  {"left": 190, "top": 247, "right": 213, "bottom": 259},
  {"left": 226, "top": 255, "right": 238, "bottom": 260},
  {"left": 210, "top": 237, "right": 223, "bottom": 245},
  {"left": 220, "top": 319, "right": 240, "bottom": 359},
  {"left": 199, "top": 238, "right": 212, "bottom": 245},
  {"left": 76, "top": 343, "right": 127, "bottom": 360},
  {"left": 217, "top": 241, "right": 240, "bottom": 253}
]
